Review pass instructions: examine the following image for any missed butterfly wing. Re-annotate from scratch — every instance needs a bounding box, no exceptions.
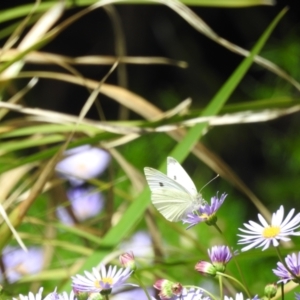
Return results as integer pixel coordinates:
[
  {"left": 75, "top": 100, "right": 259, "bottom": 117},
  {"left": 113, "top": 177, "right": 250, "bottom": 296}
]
[
  {"left": 144, "top": 167, "right": 195, "bottom": 222},
  {"left": 167, "top": 157, "right": 197, "bottom": 196}
]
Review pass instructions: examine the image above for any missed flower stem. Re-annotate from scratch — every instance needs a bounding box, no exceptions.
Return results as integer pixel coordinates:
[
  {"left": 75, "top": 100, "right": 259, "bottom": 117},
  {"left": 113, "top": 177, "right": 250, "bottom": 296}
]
[
  {"left": 213, "top": 223, "right": 223, "bottom": 234},
  {"left": 275, "top": 247, "right": 285, "bottom": 265},
  {"left": 217, "top": 272, "right": 251, "bottom": 298},
  {"left": 218, "top": 273, "right": 223, "bottom": 300},
  {"left": 280, "top": 282, "right": 284, "bottom": 300},
  {"left": 133, "top": 274, "right": 151, "bottom": 300},
  {"left": 213, "top": 223, "right": 250, "bottom": 297}
]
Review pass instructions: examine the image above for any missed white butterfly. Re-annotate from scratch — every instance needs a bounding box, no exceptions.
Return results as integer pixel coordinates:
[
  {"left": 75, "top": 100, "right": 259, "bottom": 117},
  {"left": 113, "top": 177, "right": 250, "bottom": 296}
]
[{"left": 144, "top": 157, "right": 205, "bottom": 222}]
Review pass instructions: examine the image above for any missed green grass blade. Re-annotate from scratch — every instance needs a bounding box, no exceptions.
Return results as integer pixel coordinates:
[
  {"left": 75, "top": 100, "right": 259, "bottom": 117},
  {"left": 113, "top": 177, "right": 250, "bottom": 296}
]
[
  {"left": 0, "top": 123, "right": 100, "bottom": 138},
  {"left": 0, "top": 135, "right": 64, "bottom": 155},
  {"left": 0, "top": 133, "right": 112, "bottom": 174}
]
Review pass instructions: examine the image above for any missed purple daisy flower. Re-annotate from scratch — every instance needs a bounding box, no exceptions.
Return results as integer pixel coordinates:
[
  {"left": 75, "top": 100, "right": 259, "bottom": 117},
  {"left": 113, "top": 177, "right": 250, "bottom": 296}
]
[
  {"left": 71, "top": 264, "right": 132, "bottom": 295},
  {"left": 183, "top": 193, "right": 227, "bottom": 229},
  {"left": 120, "top": 231, "right": 153, "bottom": 258},
  {"left": 273, "top": 262, "right": 291, "bottom": 284},
  {"left": 111, "top": 288, "right": 154, "bottom": 300},
  {"left": 208, "top": 245, "right": 233, "bottom": 272},
  {"left": 273, "top": 252, "right": 300, "bottom": 283},
  {"left": 56, "top": 186, "right": 104, "bottom": 224},
  {"left": 1, "top": 246, "right": 43, "bottom": 283}
]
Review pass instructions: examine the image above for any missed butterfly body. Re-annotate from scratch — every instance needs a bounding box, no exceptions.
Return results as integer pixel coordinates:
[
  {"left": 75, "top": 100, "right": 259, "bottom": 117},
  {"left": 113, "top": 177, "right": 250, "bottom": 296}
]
[{"left": 144, "top": 157, "right": 204, "bottom": 222}]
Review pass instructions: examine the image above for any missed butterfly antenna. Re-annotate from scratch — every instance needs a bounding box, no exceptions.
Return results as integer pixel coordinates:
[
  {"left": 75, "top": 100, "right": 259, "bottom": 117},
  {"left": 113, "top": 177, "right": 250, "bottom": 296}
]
[{"left": 199, "top": 174, "right": 219, "bottom": 192}]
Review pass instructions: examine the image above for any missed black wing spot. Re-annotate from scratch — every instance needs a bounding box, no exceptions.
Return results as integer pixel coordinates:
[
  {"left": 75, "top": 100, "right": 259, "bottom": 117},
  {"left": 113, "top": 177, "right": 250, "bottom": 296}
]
[
  {"left": 159, "top": 182, "right": 164, "bottom": 187},
  {"left": 173, "top": 175, "right": 177, "bottom": 180}
]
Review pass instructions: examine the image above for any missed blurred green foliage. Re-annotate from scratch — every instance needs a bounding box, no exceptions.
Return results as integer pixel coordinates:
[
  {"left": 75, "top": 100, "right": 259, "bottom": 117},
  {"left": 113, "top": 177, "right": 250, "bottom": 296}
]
[{"left": 0, "top": 1, "right": 300, "bottom": 300}]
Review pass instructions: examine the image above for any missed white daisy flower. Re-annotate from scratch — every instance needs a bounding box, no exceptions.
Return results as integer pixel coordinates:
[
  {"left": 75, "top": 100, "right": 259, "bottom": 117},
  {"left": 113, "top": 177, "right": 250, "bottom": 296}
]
[
  {"left": 224, "top": 293, "right": 244, "bottom": 300},
  {"left": 13, "top": 288, "right": 44, "bottom": 300},
  {"left": 71, "top": 264, "right": 132, "bottom": 295},
  {"left": 238, "top": 206, "right": 300, "bottom": 252},
  {"left": 58, "top": 291, "right": 75, "bottom": 300},
  {"left": 13, "top": 288, "right": 59, "bottom": 300},
  {"left": 224, "top": 293, "right": 258, "bottom": 300},
  {"left": 56, "top": 145, "right": 110, "bottom": 186}
]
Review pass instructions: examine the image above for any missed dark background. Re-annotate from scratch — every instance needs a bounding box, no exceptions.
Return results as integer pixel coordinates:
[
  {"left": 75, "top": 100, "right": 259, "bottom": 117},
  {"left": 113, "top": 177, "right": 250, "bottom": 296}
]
[
  {"left": 1, "top": 0, "right": 299, "bottom": 115},
  {"left": 1, "top": 0, "right": 300, "bottom": 210}
]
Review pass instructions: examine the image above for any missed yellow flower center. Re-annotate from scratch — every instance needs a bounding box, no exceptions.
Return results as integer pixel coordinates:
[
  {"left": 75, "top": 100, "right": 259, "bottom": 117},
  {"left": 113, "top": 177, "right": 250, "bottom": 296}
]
[
  {"left": 263, "top": 226, "right": 280, "bottom": 238},
  {"left": 102, "top": 277, "right": 113, "bottom": 285},
  {"left": 94, "top": 277, "right": 113, "bottom": 289}
]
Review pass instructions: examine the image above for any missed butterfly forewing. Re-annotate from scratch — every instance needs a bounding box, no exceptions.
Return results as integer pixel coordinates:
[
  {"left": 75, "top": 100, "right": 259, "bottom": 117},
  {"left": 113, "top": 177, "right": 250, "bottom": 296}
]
[
  {"left": 144, "top": 167, "right": 195, "bottom": 222},
  {"left": 167, "top": 157, "right": 197, "bottom": 196},
  {"left": 144, "top": 167, "right": 191, "bottom": 192}
]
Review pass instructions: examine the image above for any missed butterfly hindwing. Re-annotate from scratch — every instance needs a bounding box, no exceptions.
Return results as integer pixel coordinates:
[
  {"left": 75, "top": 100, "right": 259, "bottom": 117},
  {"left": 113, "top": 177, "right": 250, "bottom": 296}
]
[{"left": 151, "top": 189, "right": 194, "bottom": 222}]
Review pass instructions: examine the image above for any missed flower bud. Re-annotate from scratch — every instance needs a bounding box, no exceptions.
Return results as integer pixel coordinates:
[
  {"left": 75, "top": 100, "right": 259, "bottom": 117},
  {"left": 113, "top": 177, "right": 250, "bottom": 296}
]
[
  {"left": 171, "top": 282, "right": 183, "bottom": 296},
  {"left": 119, "top": 251, "right": 136, "bottom": 271},
  {"left": 73, "top": 290, "right": 90, "bottom": 300},
  {"left": 154, "top": 279, "right": 183, "bottom": 299},
  {"left": 195, "top": 261, "right": 217, "bottom": 277},
  {"left": 264, "top": 283, "right": 277, "bottom": 298},
  {"left": 87, "top": 293, "right": 104, "bottom": 300}
]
